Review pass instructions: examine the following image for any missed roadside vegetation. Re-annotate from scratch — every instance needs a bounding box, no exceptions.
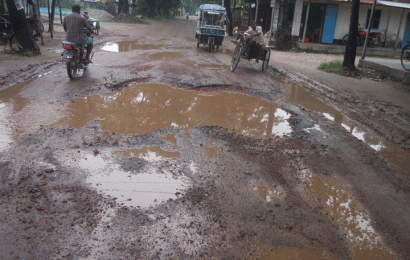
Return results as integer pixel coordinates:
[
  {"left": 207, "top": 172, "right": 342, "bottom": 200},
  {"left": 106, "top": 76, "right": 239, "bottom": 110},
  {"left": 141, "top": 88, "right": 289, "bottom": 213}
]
[{"left": 318, "top": 60, "right": 384, "bottom": 80}]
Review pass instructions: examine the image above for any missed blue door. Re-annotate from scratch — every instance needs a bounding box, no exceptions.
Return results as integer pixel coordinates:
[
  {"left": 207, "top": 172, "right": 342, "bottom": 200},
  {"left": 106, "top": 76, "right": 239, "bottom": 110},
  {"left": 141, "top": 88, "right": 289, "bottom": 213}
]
[
  {"left": 322, "top": 4, "right": 339, "bottom": 43},
  {"left": 402, "top": 13, "right": 410, "bottom": 48}
]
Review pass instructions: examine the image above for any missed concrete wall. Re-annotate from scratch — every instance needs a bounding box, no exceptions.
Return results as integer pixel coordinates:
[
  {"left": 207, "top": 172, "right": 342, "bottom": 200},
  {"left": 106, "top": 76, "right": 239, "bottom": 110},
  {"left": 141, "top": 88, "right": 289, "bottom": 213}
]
[{"left": 292, "top": 0, "right": 410, "bottom": 46}]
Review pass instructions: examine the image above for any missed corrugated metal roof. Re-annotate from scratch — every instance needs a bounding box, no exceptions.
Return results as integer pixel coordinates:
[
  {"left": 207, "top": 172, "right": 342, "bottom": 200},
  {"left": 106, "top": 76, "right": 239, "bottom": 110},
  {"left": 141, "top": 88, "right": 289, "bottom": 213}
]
[{"left": 378, "top": 0, "right": 410, "bottom": 8}]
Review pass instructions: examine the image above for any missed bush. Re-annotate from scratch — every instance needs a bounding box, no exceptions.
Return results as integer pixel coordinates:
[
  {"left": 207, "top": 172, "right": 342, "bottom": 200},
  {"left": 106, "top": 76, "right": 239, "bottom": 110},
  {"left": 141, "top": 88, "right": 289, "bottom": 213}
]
[
  {"left": 275, "top": 26, "right": 293, "bottom": 51},
  {"left": 318, "top": 60, "right": 343, "bottom": 73}
]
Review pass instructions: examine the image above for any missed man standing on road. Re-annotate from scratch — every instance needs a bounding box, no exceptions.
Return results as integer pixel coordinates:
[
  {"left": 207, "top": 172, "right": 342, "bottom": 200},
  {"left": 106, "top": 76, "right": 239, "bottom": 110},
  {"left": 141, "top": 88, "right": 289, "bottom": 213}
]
[{"left": 63, "top": 5, "right": 94, "bottom": 63}]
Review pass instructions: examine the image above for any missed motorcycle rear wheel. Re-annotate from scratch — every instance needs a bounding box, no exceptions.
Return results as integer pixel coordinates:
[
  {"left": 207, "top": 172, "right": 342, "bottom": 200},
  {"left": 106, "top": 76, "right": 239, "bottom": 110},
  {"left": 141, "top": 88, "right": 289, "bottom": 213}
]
[{"left": 67, "top": 58, "right": 79, "bottom": 79}]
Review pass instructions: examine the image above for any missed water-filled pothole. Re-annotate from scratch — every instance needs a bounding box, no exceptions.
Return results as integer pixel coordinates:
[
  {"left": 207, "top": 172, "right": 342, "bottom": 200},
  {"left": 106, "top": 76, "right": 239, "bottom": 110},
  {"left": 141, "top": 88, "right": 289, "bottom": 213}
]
[
  {"left": 61, "top": 83, "right": 292, "bottom": 138},
  {"left": 297, "top": 169, "right": 396, "bottom": 259},
  {"left": 61, "top": 150, "right": 188, "bottom": 208},
  {"left": 283, "top": 81, "right": 410, "bottom": 177},
  {"left": 148, "top": 52, "right": 184, "bottom": 60},
  {"left": 101, "top": 41, "right": 162, "bottom": 52}
]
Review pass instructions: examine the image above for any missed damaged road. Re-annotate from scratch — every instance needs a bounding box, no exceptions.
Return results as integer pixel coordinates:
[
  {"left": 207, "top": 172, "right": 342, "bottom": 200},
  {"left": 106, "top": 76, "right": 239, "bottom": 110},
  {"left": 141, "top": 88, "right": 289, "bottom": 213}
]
[{"left": 1, "top": 18, "right": 410, "bottom": 260}]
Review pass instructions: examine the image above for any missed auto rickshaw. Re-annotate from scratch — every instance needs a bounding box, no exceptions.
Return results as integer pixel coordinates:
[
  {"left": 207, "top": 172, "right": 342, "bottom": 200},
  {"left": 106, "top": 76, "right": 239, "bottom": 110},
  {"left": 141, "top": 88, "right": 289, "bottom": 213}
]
[
  {"left": 195, "top": 4, "right": 226, "bottom": 51},
  {"left": 83, "top": 12, "right": 100, "bottom": 35}
]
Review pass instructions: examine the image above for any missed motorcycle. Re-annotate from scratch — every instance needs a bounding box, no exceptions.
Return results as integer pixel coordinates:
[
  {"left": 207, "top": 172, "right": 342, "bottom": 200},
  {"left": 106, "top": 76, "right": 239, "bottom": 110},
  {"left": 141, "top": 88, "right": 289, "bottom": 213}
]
[
  {"left": 61, "top": 30, "right": 93, "bottom": 79},
  {"left": 342, "top": 28, "right": 383, "bottom": 47}
]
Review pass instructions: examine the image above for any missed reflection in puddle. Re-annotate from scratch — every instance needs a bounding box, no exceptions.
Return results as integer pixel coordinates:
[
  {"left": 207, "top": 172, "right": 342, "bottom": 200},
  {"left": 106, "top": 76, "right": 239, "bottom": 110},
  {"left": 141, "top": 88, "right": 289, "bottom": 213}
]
[
  {"left": 284, "top": 81, "right": 410, "bottom": 177},
  {"left": 148, "top": 52, "right": 184, "bottom": 60},
  {"left": 61, "top": 151, "right": 189, "bottom": 208},
  {"left": 253, "top": 244, "right": 337, "bottom": 260},
  {"left": 101, "top": 41, "right": 161, "bottom": 52},
  {"left": 298, "top": 170, "right": 396, "bottom": 259},
  {"left": 62, "top": 83, "right": 292, "bottom": 138},
  {"left": 249, "top": 180, "right": 285, "bottom": 202},
  {"left": 189, "top": 161, "right": 198, "bottom": 174},
  {"left": 113, "top": 146, "right": 181, "bottom": 162}
]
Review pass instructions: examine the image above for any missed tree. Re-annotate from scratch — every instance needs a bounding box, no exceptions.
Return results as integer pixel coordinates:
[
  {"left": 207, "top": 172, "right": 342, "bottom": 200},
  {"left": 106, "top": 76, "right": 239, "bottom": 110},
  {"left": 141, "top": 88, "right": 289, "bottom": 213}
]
[
  {"left": 4, "top": 0, "right": 40, "bottom": 53},
  {"left": 224, "top": 0, "right": 233, "bottom": 36},
  {"left": 343, "top": 0, "right": 360, "bottom": 71}
]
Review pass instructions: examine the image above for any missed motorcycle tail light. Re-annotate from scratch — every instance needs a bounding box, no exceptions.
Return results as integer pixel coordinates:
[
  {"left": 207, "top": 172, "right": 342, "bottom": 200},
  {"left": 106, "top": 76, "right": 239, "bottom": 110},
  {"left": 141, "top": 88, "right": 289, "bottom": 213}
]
[
  {"left": 76, "top": 54, "right": 80, "bottom": 58},
  {"left": 64, "top": 44, "right": 72, "bottom": 50}
]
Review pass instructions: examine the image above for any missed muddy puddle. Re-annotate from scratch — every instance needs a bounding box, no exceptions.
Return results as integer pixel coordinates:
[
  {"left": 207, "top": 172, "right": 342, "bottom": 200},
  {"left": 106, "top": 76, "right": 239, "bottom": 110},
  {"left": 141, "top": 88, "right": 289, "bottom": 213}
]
[
  {"left": 296, "top": 169, "right": 396, "bottom": 259},
  {"left": 0, "top": 76, "right": 66, "bottom": 152},
  {"left": 61, "top": 83, "right": 292, "bottom": 138},
  {"left": 101, "top": 41, "right": 162, "bottom": 52},
  {"left": 148, "top": 52, "right": 184, "bottom": 61},
  {"left": 60, "top": 150, "right": 188, "bottom": 208},
  {"left": 283, "top": 81, "right": 410, "bottom": 177}
]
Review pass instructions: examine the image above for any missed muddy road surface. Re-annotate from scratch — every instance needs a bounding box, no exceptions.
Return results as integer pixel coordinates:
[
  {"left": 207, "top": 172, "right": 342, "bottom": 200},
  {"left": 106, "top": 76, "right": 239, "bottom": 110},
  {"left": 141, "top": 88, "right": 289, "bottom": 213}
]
[{"left": 1, "top": 18, "right": 410, "bottom": 260}]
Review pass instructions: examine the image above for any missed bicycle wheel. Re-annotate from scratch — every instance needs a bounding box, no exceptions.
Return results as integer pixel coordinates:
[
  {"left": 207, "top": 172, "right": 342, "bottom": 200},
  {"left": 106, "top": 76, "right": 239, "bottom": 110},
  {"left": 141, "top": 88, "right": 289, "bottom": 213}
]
[
  {"left": 9, "top": 33, "right": 23, "bottom": 52},
  {"left": 231, "top": 44, "right": 242, "bottom": 72},
  {"left": 342, "top": 34, "right": 348, "bottom": 45},
  {"left": 262, "top": 49, "right": 271, "bottom": 71},
  {"left": 401, "top": 45, "right": 410, "bottom": 71}
]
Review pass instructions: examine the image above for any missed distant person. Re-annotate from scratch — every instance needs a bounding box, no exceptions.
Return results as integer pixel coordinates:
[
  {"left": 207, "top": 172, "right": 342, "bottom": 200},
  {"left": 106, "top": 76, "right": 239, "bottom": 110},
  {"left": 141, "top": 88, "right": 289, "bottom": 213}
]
[{"left": 63, "top": 5, "right": 94, "bottom": 63}]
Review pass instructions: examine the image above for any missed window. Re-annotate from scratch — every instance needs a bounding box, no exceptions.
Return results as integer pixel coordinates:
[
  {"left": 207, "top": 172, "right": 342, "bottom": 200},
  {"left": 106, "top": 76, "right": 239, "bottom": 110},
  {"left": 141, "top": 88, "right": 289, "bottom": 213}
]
[{"left": 365, "top": 9, "right": 382, "bottom": 29}]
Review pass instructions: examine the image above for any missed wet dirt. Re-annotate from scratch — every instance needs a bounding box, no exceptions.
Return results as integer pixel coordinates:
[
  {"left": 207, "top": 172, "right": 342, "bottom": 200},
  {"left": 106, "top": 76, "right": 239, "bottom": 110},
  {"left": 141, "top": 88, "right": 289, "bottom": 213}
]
[{"left": 1, "top": 18, "right": 410, "bottom": 260}]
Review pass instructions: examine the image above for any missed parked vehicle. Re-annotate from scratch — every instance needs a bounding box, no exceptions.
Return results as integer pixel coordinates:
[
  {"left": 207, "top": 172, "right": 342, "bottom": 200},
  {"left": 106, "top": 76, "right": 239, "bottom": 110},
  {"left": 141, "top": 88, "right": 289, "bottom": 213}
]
[
  {"left": 61, "top": 30, "right": 93, "bottom": 79},
  {"left": 401, "top": 41, "right": 410, "bottom": 70},
  {"left": 342, "top": 27, "right": 383, "bottom": 47},
  {"left": 195, "top": 4, "right": 226, "bottom": 52}
]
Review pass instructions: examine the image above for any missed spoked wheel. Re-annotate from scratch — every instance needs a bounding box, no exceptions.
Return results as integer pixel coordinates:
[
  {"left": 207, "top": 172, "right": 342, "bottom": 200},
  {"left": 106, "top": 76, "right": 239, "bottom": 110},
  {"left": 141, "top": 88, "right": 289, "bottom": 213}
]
[
  {"left": 262, "top": 49, "right": 271, "bottom": 71},
  {"left": 9, "top": 33, "right": 23, "bottom": 52},
  {"left": 342, "top": 34, "right": 348, "bottom": 45},
  {"left": 67, "top": 58, "right": 79, "bottom": 79},
  {"left": 231, "top": 45, "right": 242, "bottom": 72},
  {"left": 401, "top": 45, "right": 410, "bottom": 71}
]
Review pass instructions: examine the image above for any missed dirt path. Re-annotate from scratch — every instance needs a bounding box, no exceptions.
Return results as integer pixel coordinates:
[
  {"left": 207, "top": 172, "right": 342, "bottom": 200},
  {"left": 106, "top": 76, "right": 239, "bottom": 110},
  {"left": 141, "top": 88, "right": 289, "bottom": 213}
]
[{"left": 1, "top": 18, "right": 409, "bottom": 260}]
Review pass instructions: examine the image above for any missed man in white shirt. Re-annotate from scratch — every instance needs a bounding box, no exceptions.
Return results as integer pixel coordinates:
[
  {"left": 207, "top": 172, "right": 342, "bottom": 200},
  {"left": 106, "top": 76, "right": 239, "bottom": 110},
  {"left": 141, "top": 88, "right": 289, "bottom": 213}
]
[{"left": 244, "top": 21, "right": 266, "bottom": 62}]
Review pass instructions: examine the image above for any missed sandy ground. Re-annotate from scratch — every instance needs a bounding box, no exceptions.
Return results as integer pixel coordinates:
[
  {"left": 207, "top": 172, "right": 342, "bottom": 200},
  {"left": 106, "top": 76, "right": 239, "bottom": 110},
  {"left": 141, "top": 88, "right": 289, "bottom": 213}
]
[{"left": 1, "top": 15, "right": 410, "bottom": 260}]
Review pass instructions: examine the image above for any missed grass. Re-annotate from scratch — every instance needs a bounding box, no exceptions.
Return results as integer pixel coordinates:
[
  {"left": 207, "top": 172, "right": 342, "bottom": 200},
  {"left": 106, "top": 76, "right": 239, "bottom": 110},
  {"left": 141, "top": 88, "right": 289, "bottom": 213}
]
[{"left": 318, "top": 60, "right": 343, "bottom": 73}]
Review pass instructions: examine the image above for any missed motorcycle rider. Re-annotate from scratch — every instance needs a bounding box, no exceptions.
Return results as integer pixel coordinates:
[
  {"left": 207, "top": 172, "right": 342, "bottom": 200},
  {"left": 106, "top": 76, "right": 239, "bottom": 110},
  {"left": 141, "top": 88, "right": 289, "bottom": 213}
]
[{"left": 63, "top": 5, "right": 94, "bottom": 63}]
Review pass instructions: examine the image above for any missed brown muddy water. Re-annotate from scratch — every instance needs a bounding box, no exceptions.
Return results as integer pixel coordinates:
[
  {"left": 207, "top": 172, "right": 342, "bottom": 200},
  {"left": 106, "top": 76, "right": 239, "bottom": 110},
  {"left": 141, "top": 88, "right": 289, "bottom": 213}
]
[
  {"left": 101, "top": 41, "right": 162, "bottom": 52},
  {"left": 60, "top": 83, "right": 293, "bottom": 138}
]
